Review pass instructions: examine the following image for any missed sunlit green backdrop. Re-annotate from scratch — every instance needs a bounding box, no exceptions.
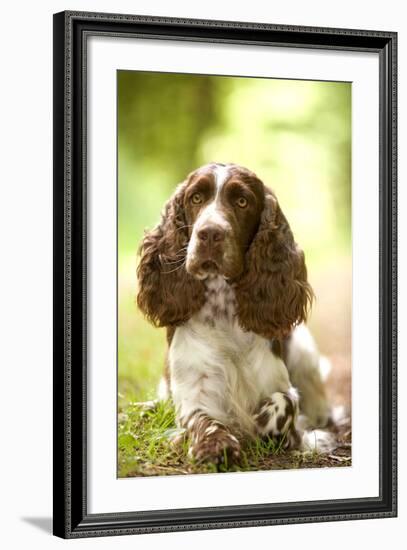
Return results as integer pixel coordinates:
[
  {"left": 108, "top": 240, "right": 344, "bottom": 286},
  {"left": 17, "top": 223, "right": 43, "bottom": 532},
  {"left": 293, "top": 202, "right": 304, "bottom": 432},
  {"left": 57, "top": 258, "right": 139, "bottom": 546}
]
[{"left": 118, "top": 71, "right": 352, "bottom": 408}]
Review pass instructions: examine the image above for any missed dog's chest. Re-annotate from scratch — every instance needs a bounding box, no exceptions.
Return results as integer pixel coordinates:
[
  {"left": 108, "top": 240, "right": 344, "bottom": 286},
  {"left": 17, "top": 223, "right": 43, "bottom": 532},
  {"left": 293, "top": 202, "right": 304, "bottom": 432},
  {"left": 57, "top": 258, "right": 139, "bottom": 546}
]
[
  {"left": 170, "top": 276, "right": 288, "bottom": 424},
  {"left": 190, "top": 276, "right": 256, "bottom": 354},
  {"left": 196, "top": 276, "right": 237, "bottom": 326}
]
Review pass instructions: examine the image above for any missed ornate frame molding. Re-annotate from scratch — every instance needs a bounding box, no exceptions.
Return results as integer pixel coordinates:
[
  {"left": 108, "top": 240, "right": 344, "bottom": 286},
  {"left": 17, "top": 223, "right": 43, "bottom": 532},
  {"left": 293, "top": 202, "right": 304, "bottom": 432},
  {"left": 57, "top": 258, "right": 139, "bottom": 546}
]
[{"left": 53, "top": 11, "right": 397, "bottom": 538}]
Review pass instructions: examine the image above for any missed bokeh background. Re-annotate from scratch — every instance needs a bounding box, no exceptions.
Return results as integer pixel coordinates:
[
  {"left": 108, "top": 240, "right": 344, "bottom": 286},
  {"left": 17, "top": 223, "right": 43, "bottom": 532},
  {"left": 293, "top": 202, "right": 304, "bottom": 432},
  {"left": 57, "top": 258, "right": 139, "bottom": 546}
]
[{"left": 118, "top": 70, "right": 352, "bottom": 412}]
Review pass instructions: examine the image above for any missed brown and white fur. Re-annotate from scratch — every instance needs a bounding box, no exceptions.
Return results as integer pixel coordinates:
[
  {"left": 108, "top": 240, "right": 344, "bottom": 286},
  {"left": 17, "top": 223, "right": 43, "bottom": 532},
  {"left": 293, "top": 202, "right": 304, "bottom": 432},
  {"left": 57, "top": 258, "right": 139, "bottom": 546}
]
[{"left": 137, "top": 163, "right": 332, "bottom": 464}]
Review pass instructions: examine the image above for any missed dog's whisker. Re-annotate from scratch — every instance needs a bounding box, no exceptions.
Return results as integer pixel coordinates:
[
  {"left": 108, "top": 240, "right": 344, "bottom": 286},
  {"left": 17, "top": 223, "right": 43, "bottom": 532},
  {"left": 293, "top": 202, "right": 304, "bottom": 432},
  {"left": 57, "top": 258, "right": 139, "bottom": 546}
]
[
  {"left": 161, "top": 250, "right": 188, "bottom": 264},
  {"left": 162, "top": 257, "right": 186, "bottom": 266},
  {"left": 161, "top": 262, "right": 186, "bottom": 274},
  {"left": 175, "top": 224, "right": 193, "bottom": 232}
]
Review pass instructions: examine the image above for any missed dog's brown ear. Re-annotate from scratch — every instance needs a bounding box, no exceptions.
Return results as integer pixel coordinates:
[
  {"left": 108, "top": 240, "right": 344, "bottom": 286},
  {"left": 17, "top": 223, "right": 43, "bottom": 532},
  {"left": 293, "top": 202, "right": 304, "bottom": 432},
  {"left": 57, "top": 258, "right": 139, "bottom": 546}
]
[
  {"left": 235, "top": 187, "right": 313, "bottom": 339},
  {"left": 137, "top": 182, "right": 206, "bottom": 327}
]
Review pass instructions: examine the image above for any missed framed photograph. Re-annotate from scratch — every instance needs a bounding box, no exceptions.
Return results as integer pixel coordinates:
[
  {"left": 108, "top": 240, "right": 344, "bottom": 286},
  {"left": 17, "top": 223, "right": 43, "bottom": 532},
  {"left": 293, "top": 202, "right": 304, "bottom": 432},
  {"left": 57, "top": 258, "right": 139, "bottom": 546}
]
[{"left": 53, "top": 11, "right": 397, "bottom": 538}]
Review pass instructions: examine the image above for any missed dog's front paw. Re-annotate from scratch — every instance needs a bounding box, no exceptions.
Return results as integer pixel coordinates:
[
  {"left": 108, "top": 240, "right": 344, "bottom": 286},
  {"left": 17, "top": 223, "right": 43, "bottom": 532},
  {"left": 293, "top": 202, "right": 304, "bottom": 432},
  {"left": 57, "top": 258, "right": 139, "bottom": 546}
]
[
  {"left": 254, "top": 391, "right": 301, "bottom": 449},
  {"left": 189, "top": 429, "right": 241, "bottom": 464}
]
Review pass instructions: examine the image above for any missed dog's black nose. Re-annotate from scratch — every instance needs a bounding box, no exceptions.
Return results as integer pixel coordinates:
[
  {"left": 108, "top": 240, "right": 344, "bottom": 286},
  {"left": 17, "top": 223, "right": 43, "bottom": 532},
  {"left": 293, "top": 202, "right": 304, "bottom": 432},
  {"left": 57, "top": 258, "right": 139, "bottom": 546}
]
[{"left": 197, "top": 225, "right": 226, "bottom": 245}]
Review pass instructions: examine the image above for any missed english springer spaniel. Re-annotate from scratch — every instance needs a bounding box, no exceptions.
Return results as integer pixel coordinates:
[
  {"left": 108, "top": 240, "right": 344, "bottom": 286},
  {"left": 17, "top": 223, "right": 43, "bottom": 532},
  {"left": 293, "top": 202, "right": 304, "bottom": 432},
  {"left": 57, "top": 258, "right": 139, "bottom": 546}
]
[{"left": 137, "top": 163, "right": 332, "bottom": 464}]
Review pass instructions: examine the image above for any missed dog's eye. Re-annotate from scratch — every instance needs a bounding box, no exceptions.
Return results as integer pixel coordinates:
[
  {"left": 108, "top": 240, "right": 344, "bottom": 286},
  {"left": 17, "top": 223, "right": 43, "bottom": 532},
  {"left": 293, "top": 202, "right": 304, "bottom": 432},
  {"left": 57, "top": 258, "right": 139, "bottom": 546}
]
[
  {"left": 191, "top": 193, "right": 203, "bottom": 205},
  {"left": 236, "top": 197, "right": 248, "bottom": 208}
]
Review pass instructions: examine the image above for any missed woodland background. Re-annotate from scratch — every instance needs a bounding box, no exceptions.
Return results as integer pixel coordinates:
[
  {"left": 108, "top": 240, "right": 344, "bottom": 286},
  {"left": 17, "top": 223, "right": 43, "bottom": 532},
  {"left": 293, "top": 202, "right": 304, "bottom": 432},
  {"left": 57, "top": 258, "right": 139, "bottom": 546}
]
[{"left": 118, "top": 71, "right": 352, "bottom": 410}]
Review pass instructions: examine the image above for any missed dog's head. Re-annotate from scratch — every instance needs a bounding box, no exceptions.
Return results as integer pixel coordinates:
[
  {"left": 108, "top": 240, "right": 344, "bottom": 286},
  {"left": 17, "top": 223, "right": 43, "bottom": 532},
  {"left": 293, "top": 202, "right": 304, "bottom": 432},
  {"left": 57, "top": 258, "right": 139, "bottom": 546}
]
[
  {"left": 183, "top": 163, "right": 264, "bottom": 280},
  {"left": 137, "top": 163, "right": 313, "bottom": 338}
]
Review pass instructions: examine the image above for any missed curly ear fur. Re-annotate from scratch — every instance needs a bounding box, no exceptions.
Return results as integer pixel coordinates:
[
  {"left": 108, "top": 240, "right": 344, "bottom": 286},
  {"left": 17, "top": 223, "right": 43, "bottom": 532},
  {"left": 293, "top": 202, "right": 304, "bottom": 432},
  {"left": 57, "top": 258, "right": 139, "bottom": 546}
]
[
  {"left": 137, "top": 182, "right": 206, "bottom": 327},
  {"left": 235, "top": 187, "right": 313, "bottom": 340}
]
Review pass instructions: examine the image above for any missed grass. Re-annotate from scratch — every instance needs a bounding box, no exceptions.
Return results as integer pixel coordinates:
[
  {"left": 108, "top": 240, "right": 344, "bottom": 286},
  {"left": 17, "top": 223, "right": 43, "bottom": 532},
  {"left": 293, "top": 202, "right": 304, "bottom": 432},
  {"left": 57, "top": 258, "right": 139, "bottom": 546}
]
[
  {"left": 118, "top": 258, "right": 166, "bottom": 404},
  {"left": 117, "top": 398, "right": 351, "bottom": 477}
]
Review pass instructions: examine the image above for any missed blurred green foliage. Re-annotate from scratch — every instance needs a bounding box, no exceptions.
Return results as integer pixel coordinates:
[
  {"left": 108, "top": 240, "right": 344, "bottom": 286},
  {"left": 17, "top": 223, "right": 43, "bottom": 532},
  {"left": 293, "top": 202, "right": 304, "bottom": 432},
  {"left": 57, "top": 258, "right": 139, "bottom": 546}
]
[{"left": 117, "top": 70, "right": 351, "bottom": 405}]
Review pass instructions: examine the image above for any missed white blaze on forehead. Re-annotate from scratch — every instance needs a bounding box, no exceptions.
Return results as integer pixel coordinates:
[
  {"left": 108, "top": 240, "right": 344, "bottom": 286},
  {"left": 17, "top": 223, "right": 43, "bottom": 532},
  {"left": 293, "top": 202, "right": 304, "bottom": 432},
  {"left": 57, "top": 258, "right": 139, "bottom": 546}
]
[
  {"left": 192, "top": 164, "right": 232, "bottom": 231},
  {"left": 213, "top": 165, "right": 230, "bottom": 194},
  {"left": 187, "top": 165, "right": 232, "bottom": 264}
]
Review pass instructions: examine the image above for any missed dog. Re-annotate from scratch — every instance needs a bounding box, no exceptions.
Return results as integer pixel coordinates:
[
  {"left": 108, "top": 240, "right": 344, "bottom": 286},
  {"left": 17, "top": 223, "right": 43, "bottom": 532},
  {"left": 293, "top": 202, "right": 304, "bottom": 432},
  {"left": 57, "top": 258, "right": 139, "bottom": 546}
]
[{"left": 137, "top": 162, "right": 332, "bottom": 464}]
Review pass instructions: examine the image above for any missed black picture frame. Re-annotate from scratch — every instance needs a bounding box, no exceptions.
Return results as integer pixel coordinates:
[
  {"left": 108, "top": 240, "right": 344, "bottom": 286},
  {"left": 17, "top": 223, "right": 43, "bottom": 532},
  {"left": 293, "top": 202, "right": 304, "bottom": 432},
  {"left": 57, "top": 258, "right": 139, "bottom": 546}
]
[{"left": 53, "top": 10, "right": 397, "bottom": 539}]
